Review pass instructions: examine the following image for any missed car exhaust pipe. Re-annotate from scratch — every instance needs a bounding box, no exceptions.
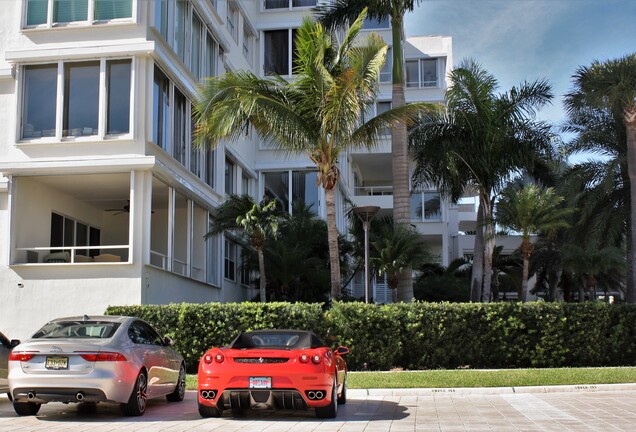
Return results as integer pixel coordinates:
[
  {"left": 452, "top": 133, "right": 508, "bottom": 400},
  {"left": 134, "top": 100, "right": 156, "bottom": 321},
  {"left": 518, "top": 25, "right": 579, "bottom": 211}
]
[
  {"left": 315, "top": 391, "right": 324, "bottom": 400},
  {"left": 76, "top": 392, "right": 84, "bottom": 401},
  {"left": 27, "top": 392, "right": 36, "bottom": 400},
  {"left": 307, "top": 391, "right": 316, "bottom": 400},
  {"left": 200, "top": 390, "right": 216, "bottom": 400}
]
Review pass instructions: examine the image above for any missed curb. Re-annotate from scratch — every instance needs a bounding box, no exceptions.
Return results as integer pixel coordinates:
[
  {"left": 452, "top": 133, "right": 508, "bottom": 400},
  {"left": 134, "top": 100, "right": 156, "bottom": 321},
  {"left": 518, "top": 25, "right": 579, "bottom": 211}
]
[{"left": 348, "top": 383, "right": 636, "bottom": 396}]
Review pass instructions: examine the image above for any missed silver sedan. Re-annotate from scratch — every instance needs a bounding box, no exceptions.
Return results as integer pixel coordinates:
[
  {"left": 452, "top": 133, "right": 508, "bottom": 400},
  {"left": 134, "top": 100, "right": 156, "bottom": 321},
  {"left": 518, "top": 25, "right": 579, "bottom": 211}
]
[
  {"left": 1, "top": 331, "right": 14, "bottom": 398},
  {"left": 8, "top": 315, "right": 186, "bottom": 416}
]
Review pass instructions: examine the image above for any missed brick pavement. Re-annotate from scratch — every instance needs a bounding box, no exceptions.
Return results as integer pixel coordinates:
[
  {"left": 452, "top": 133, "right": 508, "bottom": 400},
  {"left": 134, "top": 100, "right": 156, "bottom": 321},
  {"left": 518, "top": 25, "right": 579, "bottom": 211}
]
[{"left": 2, "top": 386, "right": 636, "bottom": 431}]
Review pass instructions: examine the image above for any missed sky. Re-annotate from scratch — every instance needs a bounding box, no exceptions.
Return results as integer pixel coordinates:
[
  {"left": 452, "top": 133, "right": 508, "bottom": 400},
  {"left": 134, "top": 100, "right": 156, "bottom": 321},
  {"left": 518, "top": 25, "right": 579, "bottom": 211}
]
[{"left": 404, "top": 0, "right": 636, "bottom": 127}]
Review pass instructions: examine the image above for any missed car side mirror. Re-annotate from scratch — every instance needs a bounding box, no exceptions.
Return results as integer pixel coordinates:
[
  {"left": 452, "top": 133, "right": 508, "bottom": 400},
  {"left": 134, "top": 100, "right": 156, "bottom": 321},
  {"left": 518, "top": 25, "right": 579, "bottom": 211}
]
[
  {"left": 10, "top": 339, "right": 21, "bottom": 348},
  {"left": 336, "top": 346, "right": 349, "bottom": 355},
  {"left": 164, "top": 337, "right": 174, "bottom": 347}
]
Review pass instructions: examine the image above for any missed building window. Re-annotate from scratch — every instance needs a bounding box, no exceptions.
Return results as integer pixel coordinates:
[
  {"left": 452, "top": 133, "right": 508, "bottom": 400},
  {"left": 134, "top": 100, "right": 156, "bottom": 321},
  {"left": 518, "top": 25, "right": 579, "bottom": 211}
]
[
  {"left": 224, "top": 237, "right": 236, "bottom": 281},
  {"left": 265, "top": 0, "right": 316, "bottom": 9},
  {"left": 63, "top": 61, "right": 99, "bottom": 137},
  {"left": 410, "top": 191, "right": 442, "bottom": 221},
  {"left": 225, "top": 159, "right": 236, "bottom": 195},
  {"left": 174, "top": 0, "right": 187, "bottom": 62},
  {"left": 380, "top": 47, "right": 392, "bottom": 83},
  {"left": 377, "top": 101, "right": 391, "bottom": 136},
  {"left": 24, "top": 0, "right": 132, "bottom": 27},
  {"left": 239, "top": 247, "right": 250, "bottom": 286},
  {"left": 106, "top": 60, "right": 131, "bottom": 135},
  {"left": 205, "top": 148, "right": 215, "bottom": 188},
  {"left": 50, "top": 212, "right": 101, "bottom": 258},
  {"left": 206, "top": 217, "right": 218, "bottom": 285},
  {"left": 205, "top": 31, "right": 219, "bottom": 78},
  {"left": 191, "top": 12, "right": 203, "bottom": 81},
  {"left": 21, "top": 59, "right": 132, "bottom": 140},
  {"left": 243, "top": 27, "right": 253, "bottom": 65},
  {"left": 153, "top": 66, "right": 170, "bottom": 151},
  {"left": 173, "top": 88, "right": 188, "bottom": 166},
  {"left": 263, "top": 170, "right": 318, "bottom": 214},
  {"left": 406, "top": 58, "right": 439, "bottom": 88},
  {"left": 263, "top": 29, "right": 297, "bottom": 76},
  {"left": 22, "top": 65, "right": 57, "bottom": 138},
  {"left": 226, "top": 1, "right": 238, "bottom": 43},
  {"left": 361, "top": 16, "right": 390, "bottom": 30}
]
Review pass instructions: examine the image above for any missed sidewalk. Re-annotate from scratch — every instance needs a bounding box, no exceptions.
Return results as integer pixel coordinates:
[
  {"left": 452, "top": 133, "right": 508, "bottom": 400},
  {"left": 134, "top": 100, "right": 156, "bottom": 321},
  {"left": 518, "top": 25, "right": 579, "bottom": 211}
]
[{"left": 2, "top": 385, "right": 636, "bottom": 431}]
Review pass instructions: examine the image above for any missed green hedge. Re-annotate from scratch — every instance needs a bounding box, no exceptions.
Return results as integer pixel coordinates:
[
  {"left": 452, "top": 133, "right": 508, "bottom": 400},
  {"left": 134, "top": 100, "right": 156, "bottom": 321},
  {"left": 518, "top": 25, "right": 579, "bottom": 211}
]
[{"left": 105, "top": 302, "right": 636, "bottom": 372}]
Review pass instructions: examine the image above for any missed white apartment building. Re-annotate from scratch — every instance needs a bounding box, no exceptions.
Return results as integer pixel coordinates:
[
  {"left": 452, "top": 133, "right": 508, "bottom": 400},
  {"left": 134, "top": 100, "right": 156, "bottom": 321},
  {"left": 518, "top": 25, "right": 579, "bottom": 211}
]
[{"left": 0, "top": 0, "right": 494, "bottom": 338}]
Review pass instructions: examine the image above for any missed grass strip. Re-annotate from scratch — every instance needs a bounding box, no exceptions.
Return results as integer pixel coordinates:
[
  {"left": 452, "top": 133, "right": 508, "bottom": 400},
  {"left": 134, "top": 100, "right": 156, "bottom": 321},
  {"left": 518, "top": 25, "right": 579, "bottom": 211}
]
[{"left": 186, "top": 367, "right": 636, "bottom": 391}]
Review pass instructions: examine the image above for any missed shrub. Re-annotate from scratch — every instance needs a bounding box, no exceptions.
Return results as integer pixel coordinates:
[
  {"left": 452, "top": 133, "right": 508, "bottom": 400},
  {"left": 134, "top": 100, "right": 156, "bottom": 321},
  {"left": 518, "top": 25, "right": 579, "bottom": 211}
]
[{"left": 105, "top": 301, "right": 636, "bottom": 372}]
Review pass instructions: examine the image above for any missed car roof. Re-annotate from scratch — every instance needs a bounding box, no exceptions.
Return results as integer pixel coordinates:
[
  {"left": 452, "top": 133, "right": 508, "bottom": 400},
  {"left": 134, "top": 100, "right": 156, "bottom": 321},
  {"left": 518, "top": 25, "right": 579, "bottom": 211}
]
[{"left": 46, "top": 315, "right": 132, "bottom": 324}]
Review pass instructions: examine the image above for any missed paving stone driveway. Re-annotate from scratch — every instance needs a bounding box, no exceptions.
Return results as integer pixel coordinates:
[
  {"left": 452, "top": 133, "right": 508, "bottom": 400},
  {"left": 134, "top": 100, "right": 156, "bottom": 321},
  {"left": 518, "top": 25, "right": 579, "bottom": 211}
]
[{"left": 2, "top": 387, "right": 636, "bottom": 431}]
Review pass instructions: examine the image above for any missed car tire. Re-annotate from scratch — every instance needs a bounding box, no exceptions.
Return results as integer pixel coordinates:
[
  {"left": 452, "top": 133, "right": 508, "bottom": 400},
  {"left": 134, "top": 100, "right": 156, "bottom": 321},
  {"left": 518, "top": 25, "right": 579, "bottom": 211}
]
[
  {"left": 198, "top": 402, "right": 223, "bottom": 418},
  {"left": 315, "top": 381, "right": 338, "bottom": 419},
  {"left": 337, "top": 376, "right": 347, "bottom": 405},
  {"left": 13, "top": 401, "right": 41, "bottom": 416},
  {"left": 121, "top": 371, "right": 148, "bottom": 416},
  {"left": 7, "top": 392, "right": 12, "bottom": 402},
  {"left": 166, "top": 363, "right": 186, "bottom": 402}
]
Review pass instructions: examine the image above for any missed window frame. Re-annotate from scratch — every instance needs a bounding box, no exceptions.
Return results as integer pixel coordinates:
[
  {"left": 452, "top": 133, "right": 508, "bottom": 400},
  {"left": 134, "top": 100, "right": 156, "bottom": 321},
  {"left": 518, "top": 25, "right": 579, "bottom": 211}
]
[
  {"left": 22, "top": 0, "right": 136, "bottom": 29},
  {"left": 262, "top": 28, "right": 297, "bottom": 77},
  {"left": 263, "top": 0, "right": 316, "bottom": 10},
  {"left": 19, "top": 58, "right": 134, "bottom": 143},
  {"left": 224, "top": 237, "right": 237, "bottom": 282},
  {"left": 405, "top": 58, "right": 440, "bottom": 88}
]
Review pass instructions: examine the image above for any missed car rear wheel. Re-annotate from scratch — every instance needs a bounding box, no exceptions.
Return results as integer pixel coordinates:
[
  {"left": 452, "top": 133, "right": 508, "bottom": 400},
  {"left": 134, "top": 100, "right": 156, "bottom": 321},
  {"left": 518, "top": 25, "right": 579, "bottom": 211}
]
[
  {"left": 13, "top": 401, "right": 41, "bottom": 416},
  {"left": 315, "top": 382, "right": 338, "bottom": 419},
  {"left": 166, "top": 363, "right": 186, "bottom": 402},
  {"left": 121, "top": 371, "right": 148, "bottom": 416},
  {"left": 198, "top": 402, "right": 223, "bottom": 418},
  {"left": 337, "top": 376, "right": 347, "bottom": 405}
]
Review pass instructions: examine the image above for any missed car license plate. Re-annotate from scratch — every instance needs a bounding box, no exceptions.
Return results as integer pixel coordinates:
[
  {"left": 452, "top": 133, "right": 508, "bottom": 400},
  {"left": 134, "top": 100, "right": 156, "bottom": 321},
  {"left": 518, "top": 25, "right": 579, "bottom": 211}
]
[
  {"left": 45, "top": 356, "right": 68, "bottom": 370},
  {"left": 249, "top": 376, "right": 272, "bottom": 389}
]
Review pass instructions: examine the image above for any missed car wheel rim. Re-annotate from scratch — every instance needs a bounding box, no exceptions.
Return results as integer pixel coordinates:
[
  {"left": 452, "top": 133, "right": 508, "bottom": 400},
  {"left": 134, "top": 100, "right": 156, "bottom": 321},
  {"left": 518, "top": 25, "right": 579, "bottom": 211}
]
[
  {"left": 137, "top": 374, "right": 147, "bottom": 412},
  {"left": 177, "top": 367, "right": 186, "bottom": 398}
]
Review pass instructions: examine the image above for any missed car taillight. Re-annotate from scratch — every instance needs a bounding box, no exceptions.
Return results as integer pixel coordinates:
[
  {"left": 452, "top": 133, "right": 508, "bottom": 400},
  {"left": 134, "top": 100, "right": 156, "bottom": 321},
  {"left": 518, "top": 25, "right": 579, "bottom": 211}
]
[
  {"left": 77, "top": 352, "right": 127, "bottom": 362},
  {"left": 203, "top": 352, "right": 224, "bottom": 364},
  {"left": 299, "top": 353, "right": 309, "bottom": 363},
  {"left": 311, "top": 354, "right": 322, "bottom": 364},
  {"left": 9, "top": 351, "right": 37, "bottom": 361}
]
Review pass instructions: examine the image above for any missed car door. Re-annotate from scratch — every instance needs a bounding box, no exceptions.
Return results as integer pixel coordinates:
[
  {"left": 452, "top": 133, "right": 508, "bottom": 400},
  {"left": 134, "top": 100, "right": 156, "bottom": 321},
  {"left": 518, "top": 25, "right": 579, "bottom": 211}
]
[
  {"left": 0, "top": 332, "right": 10, "bottom": 392},
  {"left": 135, "top": 321, "right": 179, "bottom": 397}
]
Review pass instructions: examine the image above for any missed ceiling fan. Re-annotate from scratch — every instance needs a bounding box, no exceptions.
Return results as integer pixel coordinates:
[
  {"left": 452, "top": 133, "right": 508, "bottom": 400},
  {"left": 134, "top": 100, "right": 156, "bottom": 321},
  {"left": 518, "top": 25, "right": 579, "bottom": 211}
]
[
  {"left": 105, "top": 201, "right": 130, "bottom": 215},
  {"left": 105, "top": 201, "right": 154, "bottom": 215}
]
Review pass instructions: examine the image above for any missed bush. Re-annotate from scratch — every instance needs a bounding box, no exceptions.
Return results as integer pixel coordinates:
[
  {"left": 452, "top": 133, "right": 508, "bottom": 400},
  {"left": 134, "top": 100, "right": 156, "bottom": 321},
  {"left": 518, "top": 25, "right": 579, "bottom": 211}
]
[{"left": 105, "top": 301, "right": 636, "bottom": 372}]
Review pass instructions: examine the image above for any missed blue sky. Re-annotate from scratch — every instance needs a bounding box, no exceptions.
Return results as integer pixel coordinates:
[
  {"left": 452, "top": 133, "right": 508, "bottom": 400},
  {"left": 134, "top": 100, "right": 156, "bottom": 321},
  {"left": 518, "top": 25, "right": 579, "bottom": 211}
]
[{"left": 405, "top": 0, "right": 636, "bottom": 127}]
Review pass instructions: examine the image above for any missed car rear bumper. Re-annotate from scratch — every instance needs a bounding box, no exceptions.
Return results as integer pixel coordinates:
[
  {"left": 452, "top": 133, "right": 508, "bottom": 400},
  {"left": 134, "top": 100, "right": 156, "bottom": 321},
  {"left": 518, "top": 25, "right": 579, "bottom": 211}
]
[
  {"left": 9, "top": 375, "right": 133, "bottom": 404},
  {"left": 12, "top": 387, "right": 109, "bottom": 404}
]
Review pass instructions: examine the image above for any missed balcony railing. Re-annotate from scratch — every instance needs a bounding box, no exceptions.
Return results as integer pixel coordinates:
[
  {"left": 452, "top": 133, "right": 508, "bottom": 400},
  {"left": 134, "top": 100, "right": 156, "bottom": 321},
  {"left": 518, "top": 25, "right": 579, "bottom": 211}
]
[
  {"left": 15, "top": 245, "right": 129, "bottom": 264},
  {"left": 354, "top": 185, "right": 393, "bottom": 196}
]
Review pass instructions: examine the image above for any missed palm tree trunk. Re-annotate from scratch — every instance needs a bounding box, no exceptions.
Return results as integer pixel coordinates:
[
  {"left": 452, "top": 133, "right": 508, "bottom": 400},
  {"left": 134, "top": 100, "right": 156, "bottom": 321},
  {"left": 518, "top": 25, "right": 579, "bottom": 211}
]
[
  {"left": 625, "top": 115, "right": 636, "bottom": 303},
  {"left": 325, "top": 186, "right": 341, "bottom": 298},
  {"left": 481, "top": 193, "right": 494, "bottom": 303},
  {"left": 521, "top": 257, "right": 530, "bottom": 302},
  {"left": 390, "top": 16, "right": 413, "bottom": 302},
  {"left": 470, "top": 201, "right": 484, "bottom": 302},
  {"left": 258, "top": 248, "right": 267, "bottom": 303}
]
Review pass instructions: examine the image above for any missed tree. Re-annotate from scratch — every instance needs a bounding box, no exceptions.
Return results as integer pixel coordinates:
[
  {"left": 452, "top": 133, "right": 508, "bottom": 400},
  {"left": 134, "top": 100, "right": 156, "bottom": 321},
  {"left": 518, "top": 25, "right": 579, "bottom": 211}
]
[
  {"left": 316, "top": 0, "right": 424, "bottom": 302},
  {"left": 561, "top": 244, "right": 625, "bottom": 302},
  {"left": 564, "top": 53, "right": 636, "bottom": 301},
  {"left": 369, "top": 223, "right": 431, "bottom": 303},
  {"left": 495, "top": 184, "right": 573, "bottom": 301},
  {"left": 196, "top": 10, "right": 430, "bottom": 298},
  {"left": 410, "top": 59, "right": 555, "bottom": 302},
  {"left": 206, "top": 194, "right": 286, "bottom": 302}
]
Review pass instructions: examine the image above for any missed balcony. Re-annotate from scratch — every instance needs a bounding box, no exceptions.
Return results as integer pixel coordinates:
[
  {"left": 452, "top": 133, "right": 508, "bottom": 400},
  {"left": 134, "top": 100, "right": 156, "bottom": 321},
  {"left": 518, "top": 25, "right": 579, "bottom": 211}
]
[{"left": 351, "top": 185, "right": 393, "bottom": 209}]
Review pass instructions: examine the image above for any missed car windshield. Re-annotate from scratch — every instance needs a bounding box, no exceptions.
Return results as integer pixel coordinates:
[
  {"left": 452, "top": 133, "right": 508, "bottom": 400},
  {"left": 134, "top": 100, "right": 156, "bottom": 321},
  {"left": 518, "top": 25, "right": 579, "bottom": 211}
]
[
  {"left": 231, "top": 331, "right": 325, "bottom": 349},
  {"left": 32, "top": 321, "right": 120, "bottom": 339}
]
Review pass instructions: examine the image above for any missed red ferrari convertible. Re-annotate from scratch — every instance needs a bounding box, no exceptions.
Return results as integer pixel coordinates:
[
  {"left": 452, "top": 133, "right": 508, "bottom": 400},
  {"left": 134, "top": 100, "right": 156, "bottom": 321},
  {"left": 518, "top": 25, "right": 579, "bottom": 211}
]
[{"left": 197, "top": 329, "right": 349, "bottom": 418}]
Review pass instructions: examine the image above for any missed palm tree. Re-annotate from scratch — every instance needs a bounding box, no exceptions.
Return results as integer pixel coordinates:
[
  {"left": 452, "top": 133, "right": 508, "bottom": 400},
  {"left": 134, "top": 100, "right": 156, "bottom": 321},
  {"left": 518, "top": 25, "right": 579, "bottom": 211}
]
[
  {"left": 410, "top": 59, "right": 555, "bottom": 302},
  {"left": 196, "top": 10, "right": 430, "bottom": 298},
  {"left": 496, "top": 184, "right": 573, "bottom": 301},
  {"left": 564, "top": 53, "right": 636, "bottom": 302},
  {"left": 316, "top": 0, "right": 424, "bottom": 302},
  {"left": 206, "top": 194, "right": 286, "bottom": 302},
  {"left": 370, "top": 223, "right": 431, "bottom": 303},
  {"left": 561, "top": 244, "right": 625, "bottom": 302}
]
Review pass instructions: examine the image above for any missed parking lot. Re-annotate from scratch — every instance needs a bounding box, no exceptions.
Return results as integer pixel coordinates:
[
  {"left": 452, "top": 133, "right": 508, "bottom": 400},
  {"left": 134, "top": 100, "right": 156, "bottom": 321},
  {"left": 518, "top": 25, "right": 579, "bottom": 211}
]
[{"left": 2, "top": 387, "right": 636, "bottom": 431}]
